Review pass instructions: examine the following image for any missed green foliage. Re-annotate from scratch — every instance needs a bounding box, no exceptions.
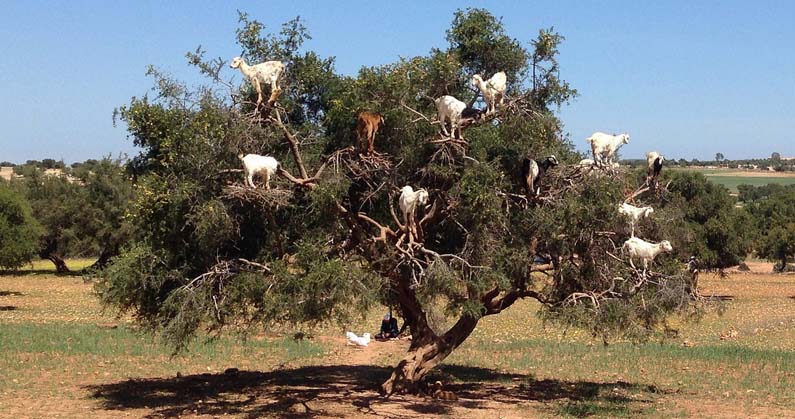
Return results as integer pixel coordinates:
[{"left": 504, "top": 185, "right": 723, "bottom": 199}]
[
  {"left": 661, "top": 171, "right": 751, "bottom": 268},
  {"left": 745, "top": 187, "right": 795, "bottom": 269},
  {"left": 99, "top": 8, "right": 704, "bottom": 357},
  {"left": 10, "top": 158, "right": 133, "bottom": 269},
  {"left": 0, "top": 183, "right": 40, "bottom": 269}
]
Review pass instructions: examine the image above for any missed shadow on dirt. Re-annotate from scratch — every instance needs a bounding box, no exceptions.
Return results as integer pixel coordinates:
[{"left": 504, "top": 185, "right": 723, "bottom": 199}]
[
  {"left": 0, "top": 290, "right": 24, "bottom": 296},
  {"left": 87, "top": 364, "right": 656, "bottom": 418}
]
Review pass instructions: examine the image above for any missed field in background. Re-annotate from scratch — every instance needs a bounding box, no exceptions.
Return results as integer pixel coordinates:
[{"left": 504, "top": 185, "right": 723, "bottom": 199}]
[
  {"left": 2, "top": 263, "right": 795, "bottom": 417},
  {"left": 675, "top": 168, "right": 795, "bottom": 193}
]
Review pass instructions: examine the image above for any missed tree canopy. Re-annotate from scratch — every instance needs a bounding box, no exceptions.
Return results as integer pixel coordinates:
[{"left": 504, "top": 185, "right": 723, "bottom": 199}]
[
  {"left": 98, "top": 9, "right": 711, "bottom": 394},
  {"left": 0, "top": 182, "right": 41, "bottom": 270},
  {"left": 12, "top": 158, "right": 132, "bottom": 272}
]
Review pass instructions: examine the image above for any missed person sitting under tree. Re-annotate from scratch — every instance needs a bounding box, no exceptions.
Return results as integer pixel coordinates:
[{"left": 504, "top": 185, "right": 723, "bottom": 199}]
[{"left": 376, "top": 312, "right": 399, "bottom": 340}]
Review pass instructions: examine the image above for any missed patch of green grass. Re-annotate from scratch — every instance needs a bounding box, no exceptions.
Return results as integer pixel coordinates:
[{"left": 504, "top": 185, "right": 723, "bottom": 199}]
[
  {"left": 704, "top": 176, "right": 795, "bottom": 193},
  {"left": 13, "top": 258, "right": 97, "bottom": 273}
]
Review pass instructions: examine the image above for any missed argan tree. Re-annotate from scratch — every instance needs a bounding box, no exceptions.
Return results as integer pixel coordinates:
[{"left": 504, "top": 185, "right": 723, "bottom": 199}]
[
  {"left": 0, "top": 183, "right": 41, "bottom": 270},
  {"left": 13, "top": 158, "right": 132, "bottom": 272},
  {"left": 99, "top": 9, "right": 702, "bottom": 394}
]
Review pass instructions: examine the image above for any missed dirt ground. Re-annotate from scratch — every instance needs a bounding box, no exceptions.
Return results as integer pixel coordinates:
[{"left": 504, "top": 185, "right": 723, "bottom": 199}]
[{"left": 2, "top": 264, "right": 795, "bottom": 418}]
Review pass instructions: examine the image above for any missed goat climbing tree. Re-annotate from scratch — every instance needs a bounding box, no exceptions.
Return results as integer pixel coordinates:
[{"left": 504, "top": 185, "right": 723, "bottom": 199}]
[{"left": 99, "top": 9, "right": 706, "bottom": 395}]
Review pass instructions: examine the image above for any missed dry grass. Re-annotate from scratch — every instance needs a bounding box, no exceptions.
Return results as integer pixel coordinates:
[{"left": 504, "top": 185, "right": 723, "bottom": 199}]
[{"left": 2, "top": 265, "right": 795, "bottom": 418}]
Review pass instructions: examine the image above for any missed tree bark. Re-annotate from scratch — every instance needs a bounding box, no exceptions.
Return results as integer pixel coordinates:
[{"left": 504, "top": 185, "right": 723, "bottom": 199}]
[
  {"left": 88, "top": 248, "right": 117, "bottom": 271},
  {"left": 47, "top": 254, "right": 70, "bottom": 273},
  {"left": 381, "top": 314, "right": 479, "bottom": 395}
]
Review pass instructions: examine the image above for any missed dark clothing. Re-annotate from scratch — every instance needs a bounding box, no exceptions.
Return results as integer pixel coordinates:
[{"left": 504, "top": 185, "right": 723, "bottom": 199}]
[{"left": 378, "top": 317, "right": 399, "bottom": 339}]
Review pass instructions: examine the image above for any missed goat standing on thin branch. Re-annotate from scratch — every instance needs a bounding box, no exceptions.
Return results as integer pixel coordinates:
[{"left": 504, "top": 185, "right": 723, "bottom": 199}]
[
  {"left": 356, "top": 111, "right": 385, "bottom": 155},
  {"left": 399, "top": 186, "right": 429, "bottom": 243},
  {"left": 230, "top": 57, "right": 285, "bottom": 107},
  {"left": 618, "top": 203, "right": 654, "bottom": 236},
  {"left": 521, "top": 155, "right": 559, "bottom": 197},
  {"left": 471, "top": 72, "right": 507, "bottom": 114},
  {"left": 646, "top": 151, "right": 664, "bottom": 186},
  {"left": 434, "top": 95, "right": 467, "bottom": 139}
]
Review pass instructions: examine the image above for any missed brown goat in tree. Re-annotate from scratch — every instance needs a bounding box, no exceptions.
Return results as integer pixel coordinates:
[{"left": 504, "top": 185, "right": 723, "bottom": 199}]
[{"left": 356, "top": 111, "right": 385, "bottom": 155}]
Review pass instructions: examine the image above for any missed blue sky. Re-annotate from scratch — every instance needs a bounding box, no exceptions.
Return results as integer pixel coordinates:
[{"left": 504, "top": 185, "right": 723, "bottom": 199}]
[{"left": 1, "top": 1, "right": 793, "bottom": 164}]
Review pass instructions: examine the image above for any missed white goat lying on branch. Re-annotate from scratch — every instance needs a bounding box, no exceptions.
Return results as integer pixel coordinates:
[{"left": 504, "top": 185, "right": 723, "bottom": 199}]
[
  {"left": 230, "top": 56, "right": 285, "bottom": 107},
  {"left": 622, "top": 237, "right": 672, "bottom": 273},
  {"left": 586, "top": 132, "right": 630, "bottom": 168},
  {"left": 618, "top": 203, "right": 654, "bottom": 236},
  {"left": 471, "top": 71, "right": 507, "bottom": 114},
  {"left": 239, "top": 153, "right": 280, "bottom": 189}
]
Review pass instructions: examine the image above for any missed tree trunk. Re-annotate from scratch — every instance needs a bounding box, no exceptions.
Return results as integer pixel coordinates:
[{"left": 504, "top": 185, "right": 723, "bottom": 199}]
[
  {"left": 47, "top": 254, "right": 70, "bottom": 273},
  {"left": 88, "top": 248, "right": 116, "bottom": 271},
  {"left": 381, "top": 314, "right": 479, "bottom": 395}
]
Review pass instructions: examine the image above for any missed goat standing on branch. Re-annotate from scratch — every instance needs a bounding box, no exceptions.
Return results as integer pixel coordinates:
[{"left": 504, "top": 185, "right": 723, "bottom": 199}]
[
  {"left": 434, "top": 95, "right": 467, "bottom": 139},
  {"left": 239, "top": 153, "right": 280, "bottom": 189},
  {"left": 521, "top": 155, "right": 559, "bottom": 197},
  {"left": 622, "top": 237, "right": 673, "bottom": 274},
  {"left": 399, "top": 186, "right": 429, "bottom": 243},
  {"left": 646, "top": 151, "right": 664, "bottom": 186},
  {"left": 356, "top": 111, "right": 385, "bottom": 155},
  {"left": 471, "top": 71, "right": 507, "bottom": 114},
  {"left": 618, "top": 203, "right": 654, "bottom": 236},
  {"left": 586, "top": 132, "right": 630, "bottom": 168},
  {"left": 230, "top": 56, "right": 285, "bottom": 107}
]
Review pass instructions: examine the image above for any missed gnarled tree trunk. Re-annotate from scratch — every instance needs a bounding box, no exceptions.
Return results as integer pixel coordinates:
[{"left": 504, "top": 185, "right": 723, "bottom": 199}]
[
  {"left": 381, "top": 314, "right": 479, "bottom": 395},
  {"left": 47, "top": 254, "right": 70, "bottom": 273}
]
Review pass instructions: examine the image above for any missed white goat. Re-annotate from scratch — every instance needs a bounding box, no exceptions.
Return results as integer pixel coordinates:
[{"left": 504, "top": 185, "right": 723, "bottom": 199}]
[
  {"left": 471, "top": 71, "right": 507, "bottom": 114},
  {"left": 230, "top": 57, "right": 285, "bottom": 106},
  {"left": 399, "top": 186, "right": 429, "bottom": 241},
  {"left": 618, "top": 203, "right": 654, "bottom": 236},
  {"left": 622, "top": 237, "right": 673, "bottom": 273},
  {"left": 434, "top": 95, "right": 467, "bottom": 139},
  {"left": 646, "top": 151, "right": 665, "bottom": 185},
  {"left": 585, "top": 132, "right": 630, "bottom": 168},
  {"left": 578, "top": 158, "right": 595, "bottom": 168},
  {"left": 346, "top": 331, "right": 371, "bottom": 347},
  {"left": 239, "top": 154, "right": 280, "bottom": 189}
]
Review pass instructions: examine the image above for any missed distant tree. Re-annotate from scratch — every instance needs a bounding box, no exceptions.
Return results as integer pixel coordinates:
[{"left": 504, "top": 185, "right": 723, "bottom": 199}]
[
  {"left": 771, "top": 152, "right": 781, "bottom": 161},
  {"left": 0, "top": 162, "right": 15, "bottom": 167},
  {"left": 660, "top": 171, "right": 751, "bottom": 268},
  {"left": 12, "top": 158, "right": 133, "bottom": 272},
  {"left": 747, "top": 188, "right": 795, "bottom": 271},
  {"left": 98, "top": 9, "right": 701, "bottom": 394},
  {"left": 715, "top": 152, "right": 724, "bottom": 164},
  {"left": 0, "top": 183, "right": 41, "bottom": 270}
]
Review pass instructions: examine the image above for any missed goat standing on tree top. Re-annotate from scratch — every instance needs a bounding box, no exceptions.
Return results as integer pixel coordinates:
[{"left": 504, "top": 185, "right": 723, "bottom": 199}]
[
  {"left": 471, "top": 71, "right": 507, "bottom": 114},
  {"left": 230, "top": 56, "right": 285, "bottom": 107},
  {"left": 434, "top": 95, "right": 467, "bottom": 139},
  {"left": 646, "top": 151, "right": 665, "bottom": 186},
  {"left": 356, "top": 111, "right": 385, "bottom": 155},
  {"left": 586, "top": 132, "right": 630, "bottom": 168}
]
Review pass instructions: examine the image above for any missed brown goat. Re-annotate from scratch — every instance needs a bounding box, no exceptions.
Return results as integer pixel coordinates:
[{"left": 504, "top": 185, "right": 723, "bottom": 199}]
[{"left": 356, "top": 111, "right": 385, "bottom": 155}]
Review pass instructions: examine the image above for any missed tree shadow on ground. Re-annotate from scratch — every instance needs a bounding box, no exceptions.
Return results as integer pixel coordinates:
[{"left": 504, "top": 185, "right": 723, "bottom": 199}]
[
  {"left": 0, "top": 269, "right": 84, "bottom": 277},
  {"left": 87, "top": 364, "right": 658, "bottom": 418}
]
